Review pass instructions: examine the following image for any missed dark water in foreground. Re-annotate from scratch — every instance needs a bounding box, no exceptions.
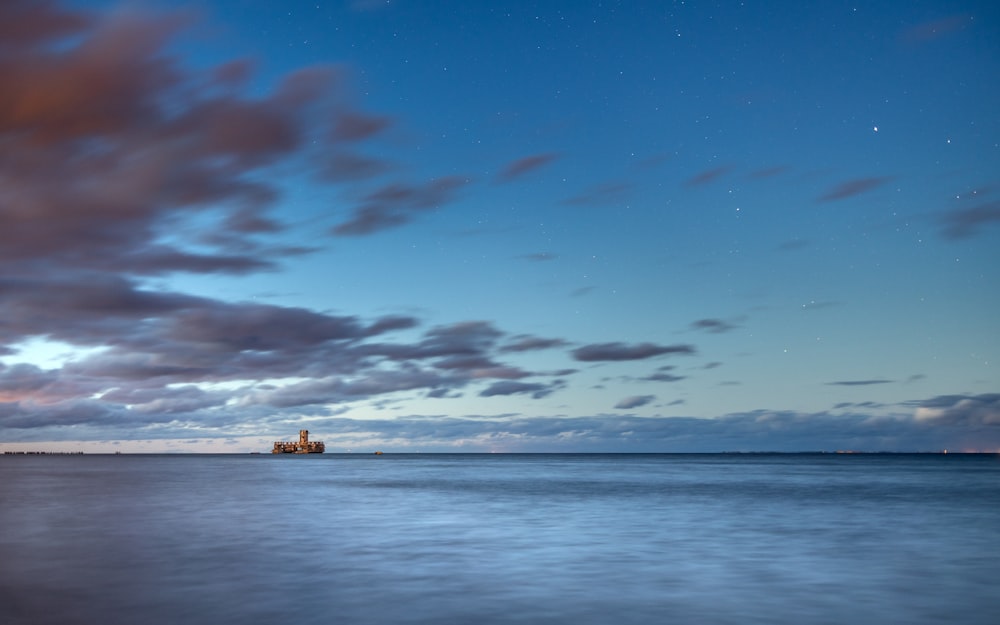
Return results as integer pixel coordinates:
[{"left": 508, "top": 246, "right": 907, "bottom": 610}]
[{"left": 1, "top": 453, "right": 998, "bottom": 625}]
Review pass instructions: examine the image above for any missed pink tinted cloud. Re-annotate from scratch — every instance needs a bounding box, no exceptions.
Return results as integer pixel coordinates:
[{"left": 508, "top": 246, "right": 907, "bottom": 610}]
[
  {"left": 0, "top": 0, "right": 93, "bottom": 48},
  {"left": 0, "top": 5, "right": 406, "bottom": 277}
]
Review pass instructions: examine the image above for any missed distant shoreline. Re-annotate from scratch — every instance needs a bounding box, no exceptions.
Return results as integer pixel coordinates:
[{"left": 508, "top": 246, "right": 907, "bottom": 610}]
[{"left": 3, "top": 450, "right": 995, "bottom": 456}]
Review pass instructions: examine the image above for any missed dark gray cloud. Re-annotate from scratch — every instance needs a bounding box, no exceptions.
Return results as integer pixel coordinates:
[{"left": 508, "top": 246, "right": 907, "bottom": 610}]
[
  {"left": 0, "top": 266, "right": 564, "bottom": 421},
  {"left": 499, "top": 335, "right": 569, "bottom": 353},
  {"left": 691, "top": 319, "right": 738, "bottom": 334},
  {"left": 572, "top": 342, "right": 696, "bottom": 362},
  {"left": 827, "top": 380, "right": 894, "bottom": 386},
  {"left": 479, "top": 381, "right": 561, "bottom": 399},
  {"left": 641, "top": 372, "right": 685, "bottom": 383},
  {"left": 614, "top": 395, "right": 655, "bottom": 409}
]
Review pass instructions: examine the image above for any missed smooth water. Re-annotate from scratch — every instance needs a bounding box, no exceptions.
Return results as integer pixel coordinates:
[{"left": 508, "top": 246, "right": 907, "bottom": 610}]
[{"left": 1, "top": 453, "right": 998, "bottom": 625}]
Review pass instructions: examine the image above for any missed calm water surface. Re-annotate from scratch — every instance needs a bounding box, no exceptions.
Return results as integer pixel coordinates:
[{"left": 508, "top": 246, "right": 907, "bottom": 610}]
[{"left": 1, "top": 453, "right": 998, "bottom": 624}]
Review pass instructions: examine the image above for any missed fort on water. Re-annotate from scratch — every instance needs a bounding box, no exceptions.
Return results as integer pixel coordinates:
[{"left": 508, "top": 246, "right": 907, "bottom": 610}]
[{"left": 272, "top": 430, "right": 325, "bottom": 454}]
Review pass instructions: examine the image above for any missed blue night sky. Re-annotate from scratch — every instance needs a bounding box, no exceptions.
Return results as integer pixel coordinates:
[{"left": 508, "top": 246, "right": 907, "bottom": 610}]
[{"left": 1, "top": 0, "right": 998, "bottom": 452}]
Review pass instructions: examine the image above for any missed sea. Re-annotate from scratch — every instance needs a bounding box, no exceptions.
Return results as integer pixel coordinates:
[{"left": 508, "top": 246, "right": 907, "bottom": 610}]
[{"left": 1, "top": 453, "right": 998, "bottom": 625}]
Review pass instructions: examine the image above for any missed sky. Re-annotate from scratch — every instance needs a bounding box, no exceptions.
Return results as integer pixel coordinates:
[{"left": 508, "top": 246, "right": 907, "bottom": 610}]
[{"left": 0, "top": 0, "right": 998, "bottom": 453}]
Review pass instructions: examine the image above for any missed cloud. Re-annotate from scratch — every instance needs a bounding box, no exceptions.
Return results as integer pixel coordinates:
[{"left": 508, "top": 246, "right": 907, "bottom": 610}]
[
  {"left": 496, "top": 152, "right": 559, "bottom": 182},
  {"left": 691, "top": 319, "right": 737, "bottom": 334},
  {"left": 572, "top": 342, "right": 696, "bottom": 362},
  {"left": 321, "top": 152, "right": 392, "bottom": 182},
  {"left": 563, "top": 181, "right": 631, "bottom": 207},
  {"left": 0, "top": 266, "right": 566, "bottom": 423},
  {"left": 330, "top": 110, "right": 392, "bottom": 142},
  {"left": 614, "top": 395, "right": 655, "bottom": 409},
  {"left": 818, "top": 176, "right": 892, "bottom": 202},
  {"left": 685, "top": 165, "right": 732, "bottom": 187},
  {"left": 912, "top": 393, "right": 1000, "bottom": 426},
  {"left": 499, "top": 335, "right": 569, "bottom": 353},
  {"left": 5, "top": 387, "right": 999, "bottom": 452},
  {"left": 479, "top": 381, "right": 561, "bottom": 399},
  {"left": 939, "top": 201, "right": 1000, "bottom": 239},
  {"left": 380, "top": 321, "right": 505, "bottom": 360},
  {"left": 208, "top": 397, "right": 997, "bottom": 451},
  {"left": 331, "top": 176, "right": 469, "bottom": 236},
  {"left": 519, "top": 252, "right": 557, "bottom": 262},
  {"left": 0, "top": 1, "right": 93, "bottom": 47},
  {"left": 641, "top": 372, "right": 685, "bottom": 383},
  {"left": 827, "top": 380, "right": 894, "bottom": 386},
  {"left": 0, "top": 7, "right": 367, "bottom": 279}
]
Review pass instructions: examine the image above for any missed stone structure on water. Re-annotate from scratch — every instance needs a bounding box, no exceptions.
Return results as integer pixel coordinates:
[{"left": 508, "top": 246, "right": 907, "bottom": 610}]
[{"left": 272, "top": 430, "right": 325, "bottom": 454}]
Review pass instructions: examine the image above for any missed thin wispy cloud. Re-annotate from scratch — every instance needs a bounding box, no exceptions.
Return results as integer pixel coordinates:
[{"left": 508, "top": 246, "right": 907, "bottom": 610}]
[
  {"left": 496, "top": 153, "right": 559, "bottom": 182},
  {"left": 899, "top": 14, "right": 971, "bottom": 44},
  {"left": 572, "top": 343, "right": 696, "bottom": 362},
  {"left": 519, "top": 252, "right": 558, "bottom": 262},
  {"left": 691, "top": 319, "right": 738, "bottom": 334},
  {"left": 499, "top": 336, "right": 569, "bottom": 353},
  {"left": 640, "top": 372, "right": 685, "bottom": 383},
  {"left": 332, "top": 176, "right": 469, "bottom": 236},
  {"left": 685, "top": 165, "right": 732, "bottom": 187},
  {"left": 614, "top": 395, "right": 655, "bottom": 409},
  {"left": 563, "top": 181, "right": 631, "bottom": 207},
  {"left": 939, "top": 201, "right": 1000, "bottom": 239},
  {"left": 818, "top": 176, "right": 892, "bottom": 202},
  {"left": 827, "top": 380, "right": 894, "bottom": 386}
]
